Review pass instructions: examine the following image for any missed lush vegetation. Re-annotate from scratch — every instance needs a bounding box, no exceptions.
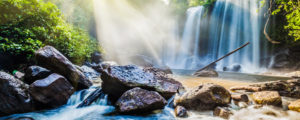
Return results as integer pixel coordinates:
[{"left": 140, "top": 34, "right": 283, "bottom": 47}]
[
  {"left": 262, "top": 0, "right": 300, "bottom": 45},
  {"left": 0, "top": 0, "right": 100, "bottom": 64},
  {"left": 272, "top": 0, "right": 300, "bottom": 42}
]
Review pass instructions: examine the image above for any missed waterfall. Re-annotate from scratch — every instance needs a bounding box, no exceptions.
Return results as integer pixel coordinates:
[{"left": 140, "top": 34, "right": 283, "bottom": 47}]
[
  {"left": 169, "top": 0, "right": 268, "bottom": 73},
  {"left": 94, "top": 0, "right": 268, "bottom": 73},
  {"left": 171, "top": 6, "right": 205, "bottom": 69}
]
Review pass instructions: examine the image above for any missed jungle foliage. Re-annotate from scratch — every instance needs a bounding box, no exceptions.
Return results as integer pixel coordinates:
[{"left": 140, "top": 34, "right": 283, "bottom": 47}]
[
  {"left": 0, "top": 0, "right": 100, "bottom": 64},
  {"left": 272, "top": 0, "right": 300, "bottom": 42}
]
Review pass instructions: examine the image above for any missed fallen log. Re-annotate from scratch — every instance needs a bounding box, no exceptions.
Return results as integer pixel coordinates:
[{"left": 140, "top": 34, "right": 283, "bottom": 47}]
[
  {"left": 77, "top": 88, "right": 104, "bottom": 108},
  {"left": 194, "top": 42, "right": 250, "bottom": 74}
]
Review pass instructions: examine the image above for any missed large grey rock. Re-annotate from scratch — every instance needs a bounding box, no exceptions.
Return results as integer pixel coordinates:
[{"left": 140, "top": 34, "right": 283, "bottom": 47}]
[
  {"left": 116, "top": 87, "right": 167, "bottom": 113},
  {"left": 100, "top": 65, "right": 184, "bottom": 100},
  {"left": 91, "top": 61, "right": 118, "bottom": 72},
  {"left": 174, "top": 83, "right": 231, "bottom": 110},
  {"left": 24, "top": 66, "right": 52, "bottom": 84},
  {"left": 143, "top": 66, "right": 172, "bottom": 75},
  {"left": 35, "top": 46, "right": 92, "bottom": 90},
  {"left": 29, "top": 73, "right": 75, "bottom": 108},
  {"left": 0, "top": 72, "right": 34, "bottom": 116}
]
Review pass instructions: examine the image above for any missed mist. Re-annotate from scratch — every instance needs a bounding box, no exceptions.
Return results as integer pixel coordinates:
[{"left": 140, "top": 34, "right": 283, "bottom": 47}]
[{"left": 94, "top": 0, "right": 179, "bottom": 66}]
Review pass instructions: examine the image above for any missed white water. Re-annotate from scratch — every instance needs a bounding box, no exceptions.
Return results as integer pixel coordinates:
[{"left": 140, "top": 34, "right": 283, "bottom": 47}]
[
  {"left": 167, "top": 0, "right": 269, "bottom": 73},
  {"left": 170, "top": 6, "right": 205, "bottom": 69},
  {"left": 94, "top": 0, "right": 269, "bottom": 73}
]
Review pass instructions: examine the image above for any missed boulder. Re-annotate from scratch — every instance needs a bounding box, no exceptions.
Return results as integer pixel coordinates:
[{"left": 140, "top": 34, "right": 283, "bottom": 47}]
[
  {"left": 91, "top": 61, "right": 118, "bottom": 72},
  {"left": 223, "top": 64, "right": 241, "bottom": 72},
  {"left": 29, "top": 73, "right": 75, "bottom": 108},
  {"left": 116, "top": 87, "right": 167, "bottom": 113},
  {"left": 230, "top": 79, "right": 300, "bottom": 98},
  {"left": 0, "top": 72, "right": 34, "bottom": 116},
  {"left": 100, "top": 65, "right": 183, "bottom": 100},
  {"left": 77, "top": 65, "right": 100, "bottom": 81},
  {"left": 91, "top": 52, "right": 103, "bottom": 64},
  {"left": 193, "top": 70, "right": 218, "bottom": 77},
  {"left": 35, "top": 46, "right": 92, "bottom": 90},
  {"left": 144, "top": 66, "right": 172, "bottom": 75},
  {"left": 175, "top": 105, "right": 188, "bottom": 117},
  {"left": 288, "top": 99, "right": 300, "bottom": 112},
  {"left": 213, "top": 107, "right": 233, "bottom": 119},
  {"left": 252, "top": 91, "right": 282, "bottom": 106},
  {"left": 174, "top": 83, "right": 231, "bottom": 110},
  {"left": 24, "top": 66, "right": 52, "bottom": 84}
]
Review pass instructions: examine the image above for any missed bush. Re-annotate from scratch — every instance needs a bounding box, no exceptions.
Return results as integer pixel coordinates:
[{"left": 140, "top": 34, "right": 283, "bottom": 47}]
[{"left": 0, "top": 0, "right": 100, "bottom": 64}]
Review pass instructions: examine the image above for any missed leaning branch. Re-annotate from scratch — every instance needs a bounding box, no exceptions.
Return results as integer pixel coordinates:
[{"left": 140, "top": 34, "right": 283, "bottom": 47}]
[
  {"left": 264, "top": 0, "right": 280, "bottom": 44},
  {"left": 194, "top": 42, "right": 250, "bottom": 73}
]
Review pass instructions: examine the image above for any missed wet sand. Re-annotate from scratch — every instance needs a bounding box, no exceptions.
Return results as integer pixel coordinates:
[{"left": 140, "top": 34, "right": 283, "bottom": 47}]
[{"left": 175, "top": 76, "right": 251, "bottom": 90}]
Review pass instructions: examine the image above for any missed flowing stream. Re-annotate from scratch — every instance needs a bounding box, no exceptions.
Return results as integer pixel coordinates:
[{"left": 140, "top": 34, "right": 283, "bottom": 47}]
[{"left": 1, "top": 73, "right": 297, "bottom": 120}]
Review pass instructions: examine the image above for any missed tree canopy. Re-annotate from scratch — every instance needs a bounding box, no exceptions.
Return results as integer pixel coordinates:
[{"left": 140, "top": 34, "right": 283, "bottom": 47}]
[{"left": 0, "top": 0, "right": 100, "bottom": 64}]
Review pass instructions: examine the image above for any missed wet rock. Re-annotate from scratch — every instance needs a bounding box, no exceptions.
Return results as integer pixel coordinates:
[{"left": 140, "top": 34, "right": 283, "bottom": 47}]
[
  {"left": 271, "top": 54, "right": 290, "bottom": 69},
  {"left": 116, "top": 87, "right": 167, "bottom": 113},
  {"left": 77, "top": 65, "right": 100, "bottom": 81},
  {"left": 231, "top": 94, "right": 249, "bottom": 102},
  {"left": 230, "top": 79, "right": 300, "bottom": 98},
  {"left": 91, "top": 51, "right": 103, "bottom": 64},
  {"left": 213, "top": 107, "right": 233, "bottom": 119},
  {"left": 13, "top": 71, "right": 25, "bottom": 80},
  {"left": 35, "top": 46, "right": 92, "bottom": 90},
  {"left": 174, "top": 83, "right": 231, "bottom": 110},
  {"left": 144, "top": 66, "right": 172, "bottom": 75},
  {"left": 0, "top": 72, "right": 34, "bottom": 116},
  {"left": 24, "top": 66, "right": 52, "bottom": 84},
  {"left": 77, "top": 88, "right": 104, "bottom": 108},
  {"left": 29, "top": 73, "right": 75, "bottom": 108},
  {"left": 252, "top": 91, "right": 282, "bottom": 106},
  {"left": 100, "top": 65, "right": 183, "bottom": 100},
  {"left": 288, "top": 99, "right": 300, "bottom": 112},
  {"left": 91, "top": 61, "right": 118, "bottom": 72},
  {"left": 175, "top": 105, "right": 188, "bottom": 117},
  {"left": 223, "top": 64, "right": 241, "bottom": 72},
  {"left": 193, "top": 70, "right": 218, "bottom": 77}
]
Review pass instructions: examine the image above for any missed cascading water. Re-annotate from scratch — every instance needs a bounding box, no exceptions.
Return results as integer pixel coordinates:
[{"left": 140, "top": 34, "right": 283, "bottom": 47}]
[
  {"left": 95, "top": 0, "right": 269, "bottom": 73},
  {"left": 168, "top": 0, "right": 269, "bottom": 73},
  {"left": 170, "top": 6, "right": 205, "bottom": 69}
]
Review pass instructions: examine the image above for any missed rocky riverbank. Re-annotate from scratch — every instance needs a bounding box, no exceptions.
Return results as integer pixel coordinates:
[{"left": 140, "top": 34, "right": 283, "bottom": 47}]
[{"left": 2, "top": 46, "right": 300, "bottom": 120}]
